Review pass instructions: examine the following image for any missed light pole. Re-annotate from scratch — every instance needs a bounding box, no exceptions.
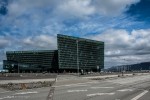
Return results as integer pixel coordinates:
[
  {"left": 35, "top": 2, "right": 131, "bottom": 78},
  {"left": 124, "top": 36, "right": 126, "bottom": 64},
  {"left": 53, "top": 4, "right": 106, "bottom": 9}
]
[
  {"left": 97, "top": 66, "right": 99, "bottom": 73},
  {"left": 18, "top": 63, "right": 19, "bottom": 73},
  {"left": 76, "top": 40, "right": 79, "bottom": 76}
]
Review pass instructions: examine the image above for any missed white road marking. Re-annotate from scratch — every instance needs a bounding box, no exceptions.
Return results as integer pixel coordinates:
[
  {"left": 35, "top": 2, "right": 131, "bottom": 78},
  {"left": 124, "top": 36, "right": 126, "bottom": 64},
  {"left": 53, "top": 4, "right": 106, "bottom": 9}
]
[
  {"left": 54, "top": 81, "right": 98, "bottom": 87},
  {"left": 87, "top": 92, "right": 115, "bottom": 97},
  {"left": 0, "top": 91, "right": 10, "bottom": 94},
  {"left": 15, "top": 91, "right": 38, "bottom": 95},
  {"left": 131, "top": 90, "right": 148, "bottom": 100},
  {"left": 117, "top": 89, "right": 133, "bottom": 92},
  {"left": 0, "top": 95, "right": 30, "bottom": 100},
  {"left": 91, "top": 87, "right": 114, "bottom": 89},
  {"left": 55, "top": 78, "right": 57, "bottom": 82},
  {"left": 65, "top": 84, "right": 89, "bottom": 87},
  {"left": 67, "top": 89, "right": 87, "bottom": 93},
  {"left": 0, "top": 96, "right": 15, "bottom": 100}
]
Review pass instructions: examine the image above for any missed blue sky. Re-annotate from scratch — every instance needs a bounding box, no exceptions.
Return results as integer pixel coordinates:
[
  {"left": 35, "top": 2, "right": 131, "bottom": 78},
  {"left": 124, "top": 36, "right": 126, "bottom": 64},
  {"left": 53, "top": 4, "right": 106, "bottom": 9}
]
[{"left": 0, "top": 0, "right": 150, "bottom": 69}]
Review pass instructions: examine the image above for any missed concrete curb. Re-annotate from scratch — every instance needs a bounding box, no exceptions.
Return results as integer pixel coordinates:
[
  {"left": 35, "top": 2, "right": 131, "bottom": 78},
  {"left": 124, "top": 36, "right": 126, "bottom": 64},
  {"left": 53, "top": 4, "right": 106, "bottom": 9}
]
[
  {"left": 83, "top": 73, "right": 150, "bottom": 80},
  {"left": 0, "top": 81, "right": 55, "bottom": 91}
]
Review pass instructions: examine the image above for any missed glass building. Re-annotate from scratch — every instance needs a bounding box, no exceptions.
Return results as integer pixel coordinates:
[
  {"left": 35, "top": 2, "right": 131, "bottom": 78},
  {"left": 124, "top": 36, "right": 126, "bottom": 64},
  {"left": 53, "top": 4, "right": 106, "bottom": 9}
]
[
  {"left": 3, "top": 34, "right": 104, "bottom": 73},
  {"left": 3, "top": 50, "right": 58, "bottom": 72},
  {"left": 57, "top": 34, "right": 104, "bottom": 72}
]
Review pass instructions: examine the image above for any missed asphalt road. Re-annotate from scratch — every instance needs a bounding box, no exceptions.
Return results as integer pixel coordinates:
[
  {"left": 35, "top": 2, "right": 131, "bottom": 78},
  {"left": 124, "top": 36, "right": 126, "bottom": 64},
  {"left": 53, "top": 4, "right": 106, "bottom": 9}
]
[{"left": 0, "top": 74, "right": 150, "bottom": 100}]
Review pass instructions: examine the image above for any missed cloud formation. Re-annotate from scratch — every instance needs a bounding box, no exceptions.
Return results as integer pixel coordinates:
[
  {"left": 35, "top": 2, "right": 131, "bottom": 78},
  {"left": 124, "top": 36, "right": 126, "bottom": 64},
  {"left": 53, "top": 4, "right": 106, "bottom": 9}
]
[
  {"left": 6, "top": 0, "right": 140, "bottom": 19},
  {"left": 0, "top": 36, "right": 10, "bottom": 49},
  {"left": 0, "top": 0, "right": 141, "bottom": 37},
  {"left": 0, "top": 0, "right": 148, "bottom": 69},
  {"left": 87, "top": 29, "right": 150, "bottom": 67},
  {"left": 54, "top": 0, "right": 95, "bottom": 19},
  {"left": 22, "top": 35, "right": 57, "bottom": 50},
  {"left": 92, "top": 0, "right": 140, "bottom": 16}
]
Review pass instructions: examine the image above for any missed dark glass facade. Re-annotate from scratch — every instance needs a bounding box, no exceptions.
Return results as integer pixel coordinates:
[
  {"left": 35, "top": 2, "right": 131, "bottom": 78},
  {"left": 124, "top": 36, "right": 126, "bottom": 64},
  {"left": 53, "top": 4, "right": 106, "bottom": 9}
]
[
  {"left": 57, "top": 34, "right": 104, "bottom": 72},
  {"left": 3, "top": 50, "right": 58, "bottom": 72},
  {"left": 3, "top": 34, "right": 104, "bottom": 73}
]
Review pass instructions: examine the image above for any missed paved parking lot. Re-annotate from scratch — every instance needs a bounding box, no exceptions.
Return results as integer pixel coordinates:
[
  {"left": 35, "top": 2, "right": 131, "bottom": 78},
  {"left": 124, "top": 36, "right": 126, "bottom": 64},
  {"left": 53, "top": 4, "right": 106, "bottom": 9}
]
[{"left": 0, "top": 73, "right": 150, "bottom": 100}]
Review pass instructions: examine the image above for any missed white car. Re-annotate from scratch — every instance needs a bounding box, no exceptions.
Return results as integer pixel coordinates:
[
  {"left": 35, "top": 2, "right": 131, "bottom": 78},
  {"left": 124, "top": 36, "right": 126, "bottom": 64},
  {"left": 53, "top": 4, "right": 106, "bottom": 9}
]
[{"left": 0, "top": 69, "right": 8, "bottom": 73}]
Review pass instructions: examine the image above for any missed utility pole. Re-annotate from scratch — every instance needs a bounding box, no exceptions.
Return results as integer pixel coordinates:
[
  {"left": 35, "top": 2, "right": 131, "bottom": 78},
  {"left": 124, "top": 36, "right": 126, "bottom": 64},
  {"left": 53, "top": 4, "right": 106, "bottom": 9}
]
[
  {"left": 76, "top": 40, "right": 79, "bottom": 76},
  {"left": 17, "top": 63, "right": 19, "bottom": 73}
]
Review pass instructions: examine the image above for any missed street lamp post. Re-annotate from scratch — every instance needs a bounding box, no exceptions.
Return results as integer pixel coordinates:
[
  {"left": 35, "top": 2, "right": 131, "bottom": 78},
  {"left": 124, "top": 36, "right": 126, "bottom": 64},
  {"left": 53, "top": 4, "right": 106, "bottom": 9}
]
[
  {"left": 18, "top": 65, "right": 19, "bottom": 73},
  {"left": 76, "top": 40, "right": 79, "bottom": 76},
  {"left": 18, "top": 63, "right": 19, "bottom": 73}
]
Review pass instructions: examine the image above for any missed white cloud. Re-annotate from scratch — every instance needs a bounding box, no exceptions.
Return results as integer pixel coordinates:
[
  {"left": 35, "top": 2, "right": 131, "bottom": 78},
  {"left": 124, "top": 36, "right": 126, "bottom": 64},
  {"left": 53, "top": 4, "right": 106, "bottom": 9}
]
[
  {"left": 0, "top": 61, "right": 2, "bottom": 65},
  {"left": 88, "top": 29, "right": 150, "bottom": 52},
  {"left": 92, "top": 0, "right": 140, "bottom": 16},
  {"left": 87, "top": 28, "right": 150, "bottom": 67},
  {"left": 0, "top": 62, "right": 2, "bottom": 69},
  {"left": 0, "top": 36, "right": 10, "bottom": 49},
  {"left": 0, "top": 50, "right": 6, "bottom": 69},
  {"left": 54, "top": 0, "right": 95, "bottom": 19},
  {"left": 6, "top": 0, "right": 94, "bottom": 21},
  {"left": 23, "top": 34, "right": 57, "bottom": 50},
  {"left": 0, "top": 0, "right": 141, "bottom": 38},
  {"left": 88, "top": 29, "right": 134, "bottom": 50},
  {"left": 7, "top": 0, "right": 57, "bottom": 16},
  {"left": 6, "top": 0, "right": 141, "bottom": 21}
]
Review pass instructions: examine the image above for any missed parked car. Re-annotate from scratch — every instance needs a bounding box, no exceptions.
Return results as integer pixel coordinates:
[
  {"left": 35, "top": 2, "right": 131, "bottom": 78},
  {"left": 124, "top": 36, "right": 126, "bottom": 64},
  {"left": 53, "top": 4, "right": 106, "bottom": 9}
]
[{"left": 0, "top": 69, "right": 8, "bottom": 73}]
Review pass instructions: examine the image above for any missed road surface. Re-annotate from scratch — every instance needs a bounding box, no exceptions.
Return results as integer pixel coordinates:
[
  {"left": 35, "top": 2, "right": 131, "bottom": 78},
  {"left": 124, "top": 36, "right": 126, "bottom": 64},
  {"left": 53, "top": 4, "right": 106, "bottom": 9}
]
[{"left": 0, "top": 74, "right": 150, "bottom": 100}]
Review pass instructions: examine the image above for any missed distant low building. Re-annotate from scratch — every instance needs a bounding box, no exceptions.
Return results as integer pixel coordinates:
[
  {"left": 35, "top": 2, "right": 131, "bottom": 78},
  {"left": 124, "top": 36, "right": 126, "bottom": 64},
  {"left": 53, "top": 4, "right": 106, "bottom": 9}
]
[
  {"left": 3, "top": 34, "right": 104, "bottom": 73},
  {"left": 108, "top": 62, "right": 150, "bottom": 72},
  {"left": 3, "top": 50, "right": 58, "bottom": 73}
]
